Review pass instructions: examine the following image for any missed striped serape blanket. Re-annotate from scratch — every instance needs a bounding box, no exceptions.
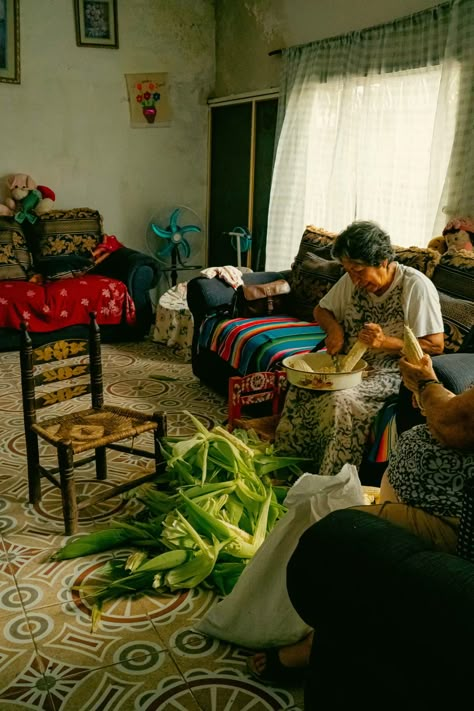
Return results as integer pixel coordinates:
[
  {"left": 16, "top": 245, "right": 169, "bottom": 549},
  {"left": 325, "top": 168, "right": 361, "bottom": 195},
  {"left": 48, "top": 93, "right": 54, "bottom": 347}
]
[{"left": 199, "top": 315, "right": 326, "bottom": 374}]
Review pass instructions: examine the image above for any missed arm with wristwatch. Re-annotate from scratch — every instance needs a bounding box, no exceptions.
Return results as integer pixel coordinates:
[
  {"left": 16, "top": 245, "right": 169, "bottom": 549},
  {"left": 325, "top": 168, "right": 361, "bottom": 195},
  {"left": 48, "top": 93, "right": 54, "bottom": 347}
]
[{"left": 398, "top": 355, "right": 474, "bottom": 449}]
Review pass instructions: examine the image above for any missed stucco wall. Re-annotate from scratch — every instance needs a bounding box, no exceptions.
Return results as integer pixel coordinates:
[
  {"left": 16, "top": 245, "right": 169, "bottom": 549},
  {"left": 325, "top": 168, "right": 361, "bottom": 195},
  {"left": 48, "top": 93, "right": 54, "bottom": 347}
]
[
  {"left": 214, "top": 0, "right": 441, "bottom": 97},
  {"left": 0, "top": 0, "right": 215, "bottom": 256}
]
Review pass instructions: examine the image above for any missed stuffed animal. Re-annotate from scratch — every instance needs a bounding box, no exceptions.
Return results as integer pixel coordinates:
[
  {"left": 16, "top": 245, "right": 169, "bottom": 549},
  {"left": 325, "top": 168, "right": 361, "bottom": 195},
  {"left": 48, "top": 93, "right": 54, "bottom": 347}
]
[
  {"left": 428, "top": 217, "right": 474, "bottom": 254},
  {"left": 0, "top": 174, "right": 56, "bottom": 223}
]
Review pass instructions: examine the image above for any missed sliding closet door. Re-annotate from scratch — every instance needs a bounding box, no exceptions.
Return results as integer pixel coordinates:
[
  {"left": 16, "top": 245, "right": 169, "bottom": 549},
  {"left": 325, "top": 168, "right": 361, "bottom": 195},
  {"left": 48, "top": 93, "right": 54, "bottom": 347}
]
[
  {"left": 208, "top": 96, "right": 278, "bottom": 270},
  {"left": 252, "top": 98, "right": 278, "bottom": 271},
  {"left": 208, "top": 103, "right": 252, "bottom": 267}
]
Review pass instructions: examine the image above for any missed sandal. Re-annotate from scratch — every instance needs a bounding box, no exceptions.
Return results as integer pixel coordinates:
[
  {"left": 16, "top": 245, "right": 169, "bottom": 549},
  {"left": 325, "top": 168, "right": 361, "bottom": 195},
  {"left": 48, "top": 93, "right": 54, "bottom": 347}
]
[{"left": 246, "top": 648, "right": 306, "bottom": 686}]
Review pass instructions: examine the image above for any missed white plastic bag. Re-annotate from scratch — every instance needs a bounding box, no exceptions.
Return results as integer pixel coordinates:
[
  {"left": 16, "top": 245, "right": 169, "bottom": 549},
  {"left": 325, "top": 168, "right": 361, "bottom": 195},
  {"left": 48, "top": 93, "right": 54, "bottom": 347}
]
[{"left": 195, "top": 464, "right": 365, "bottom": 649}]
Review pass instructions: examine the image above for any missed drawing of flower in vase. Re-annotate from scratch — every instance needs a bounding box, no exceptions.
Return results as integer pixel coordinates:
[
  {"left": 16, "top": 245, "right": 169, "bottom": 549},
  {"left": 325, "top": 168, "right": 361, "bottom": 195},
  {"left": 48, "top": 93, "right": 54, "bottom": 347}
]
[{"left": 136, "top": 82, "right": 161, "bottom": 124}]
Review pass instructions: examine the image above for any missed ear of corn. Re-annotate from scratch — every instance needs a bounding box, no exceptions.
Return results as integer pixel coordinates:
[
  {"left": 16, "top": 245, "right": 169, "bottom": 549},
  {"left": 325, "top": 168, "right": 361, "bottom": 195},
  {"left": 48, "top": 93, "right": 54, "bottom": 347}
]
[
  {"left": 403, "top": 324, "right": 424, "bottom": 364},
  {"left": 341, "top": 340, "right": 368, "bottom": 372},
  {"left": 291, "top": 357, "right": 314, "bottom": 372},
  {"left": 54, "top": 412, "right": 308, "bottom": 632},
  {"left": 51, "top": 527, "right": 134, "bottom": 560},
  {"left": 403, "top": 323, "right": 425, "bottom": 407},
  {"left": 164, "top": 544, "right": 219, "bottom": 591}
]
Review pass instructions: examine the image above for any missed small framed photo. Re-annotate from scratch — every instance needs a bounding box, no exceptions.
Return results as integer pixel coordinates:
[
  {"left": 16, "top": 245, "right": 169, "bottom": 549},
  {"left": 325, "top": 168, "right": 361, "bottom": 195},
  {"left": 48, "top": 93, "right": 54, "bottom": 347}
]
[
  {"left": 0, "top": 0, "right": 20, "bottom": 84},
  {"left": 74, "top": 0, "right": 118, "bottom": 49}
]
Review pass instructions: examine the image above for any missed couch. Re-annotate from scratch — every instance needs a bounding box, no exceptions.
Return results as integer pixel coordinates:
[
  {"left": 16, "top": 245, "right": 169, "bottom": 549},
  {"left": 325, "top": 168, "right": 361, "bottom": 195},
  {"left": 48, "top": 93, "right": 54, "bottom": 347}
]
[
  {"left": 0, "top": 209, "right": 160, "bottom": 349},
  {"left": 187, "top": 226, "right": 474, "bottom": 482},
  {"left": 188, "top": 226, "right": 474, "bottom": 392},
  {"left": 286, "top": 506, "right": 474, "bottom": 708}
]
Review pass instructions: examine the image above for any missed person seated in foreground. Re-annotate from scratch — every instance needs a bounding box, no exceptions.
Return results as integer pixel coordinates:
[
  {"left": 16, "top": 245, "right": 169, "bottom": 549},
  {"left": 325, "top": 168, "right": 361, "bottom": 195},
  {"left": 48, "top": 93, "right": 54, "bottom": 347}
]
[
  {"left": 275, "top": 220, "right": 444, "bottom": 477},
  {"left": 248, "top": 354, "right": 474, "bottom": 683}
]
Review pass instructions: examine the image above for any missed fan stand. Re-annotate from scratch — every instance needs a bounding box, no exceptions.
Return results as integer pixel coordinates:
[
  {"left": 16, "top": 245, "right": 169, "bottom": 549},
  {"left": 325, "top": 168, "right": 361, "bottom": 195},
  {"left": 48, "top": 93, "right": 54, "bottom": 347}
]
[{"left": 162, "top": 246, "right": 202, "bottom": 287}]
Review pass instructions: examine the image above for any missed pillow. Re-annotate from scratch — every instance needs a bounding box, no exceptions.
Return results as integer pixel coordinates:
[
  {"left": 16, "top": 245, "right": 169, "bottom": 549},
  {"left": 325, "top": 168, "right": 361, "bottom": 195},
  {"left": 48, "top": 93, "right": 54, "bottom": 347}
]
[
  {"left": 393, "top": 245, "right": 441, "bottom": 278},
  {"left": 288, "top": 254, "right": 344, "bottom": 321},
  {"left": 432, "top": 249, "right": 474, "bottom": 301},
  {"left": 0, "top": 219, "right": 32, "bottom": 281},
  {"left": 33, "top": 208, "right": 103, "bottom": 260},
  {"left": 292, "top": 226, "right": 337, "bottom": 266},
  {"left": 439, "top": 248, "right": 474, "bottom": 270},
  {"left": 35, "top": 255, "right": 95, "bottom": 281},
  {"left": 439, "top": 292, "right": 474, "bottom": 353}
]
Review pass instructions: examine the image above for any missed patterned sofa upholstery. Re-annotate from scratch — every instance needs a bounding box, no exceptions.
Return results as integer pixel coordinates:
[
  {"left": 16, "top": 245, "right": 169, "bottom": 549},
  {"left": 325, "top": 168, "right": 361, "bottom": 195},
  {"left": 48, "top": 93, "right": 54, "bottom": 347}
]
[
  {"left": 0, "top": 210, "right": 160, "bottom": 350},
  {"left": 187, "top": 227, "right": 474, "bottom": 482},
  {"left": 188, "top": 226, "right": 474, "bottom": 392}
]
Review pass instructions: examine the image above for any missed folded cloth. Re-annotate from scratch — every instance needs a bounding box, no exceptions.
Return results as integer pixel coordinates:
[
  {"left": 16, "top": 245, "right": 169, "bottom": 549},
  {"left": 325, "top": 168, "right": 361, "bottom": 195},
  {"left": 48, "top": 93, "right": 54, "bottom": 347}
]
[{"left": 200, "top": 265, "right": 244, "bottom": 289}]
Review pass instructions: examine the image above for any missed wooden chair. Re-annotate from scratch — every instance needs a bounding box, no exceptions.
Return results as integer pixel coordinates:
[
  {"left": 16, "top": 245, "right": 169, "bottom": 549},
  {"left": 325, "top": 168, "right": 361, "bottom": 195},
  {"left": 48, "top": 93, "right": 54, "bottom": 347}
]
[
  {"left": 19, "top": 312, "right": 166, "bottom": 535},
  {"left": 227, "top": 370, "right": 287, "bottom": 442}
]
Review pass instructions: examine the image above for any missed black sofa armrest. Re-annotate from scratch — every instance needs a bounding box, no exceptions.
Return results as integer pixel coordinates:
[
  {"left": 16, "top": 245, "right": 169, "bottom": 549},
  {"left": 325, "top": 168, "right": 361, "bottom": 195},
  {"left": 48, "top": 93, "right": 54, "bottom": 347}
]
[
  {"left": 187, "top": 270, "right": 290, "bottom": 332},
  {"left": 287, "top": 508, "right": 474, "bottom": 708},
  {"left": 92, "top": 247, "right": 160, "bottom": 295},
  {"left": 92, "top": 247, "right": 160, "bottom": 339},
  {"left": 396, "top": 352, "right": 474, "bottom": 434}
]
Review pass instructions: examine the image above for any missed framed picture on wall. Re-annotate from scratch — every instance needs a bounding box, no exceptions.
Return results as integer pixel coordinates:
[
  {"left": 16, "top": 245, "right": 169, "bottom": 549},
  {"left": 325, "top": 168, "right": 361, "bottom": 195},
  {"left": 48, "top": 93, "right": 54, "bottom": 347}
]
[
  {"left": 0, "top": 0, "right": 20, "bottom": 84},
  {"left": 74, "top": 0, "right": 119, "bottom": 49},
  {"left": 125, "top": 73, "right": 172, "bottom": 128}
]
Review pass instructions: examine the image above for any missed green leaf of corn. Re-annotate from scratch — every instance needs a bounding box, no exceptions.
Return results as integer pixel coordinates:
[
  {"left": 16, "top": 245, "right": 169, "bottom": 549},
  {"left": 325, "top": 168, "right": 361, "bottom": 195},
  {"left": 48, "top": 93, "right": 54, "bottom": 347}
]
[
  {"left": 164, "top": 537, "right": 227, "bottom": 591},
  {"left": 51, "top": 527, "right": 135, "bottom": 560}
]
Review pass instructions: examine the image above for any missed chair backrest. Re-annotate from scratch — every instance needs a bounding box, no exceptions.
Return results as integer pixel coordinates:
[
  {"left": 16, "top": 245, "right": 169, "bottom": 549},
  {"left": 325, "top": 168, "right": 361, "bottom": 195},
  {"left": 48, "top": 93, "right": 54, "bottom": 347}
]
[
  {"left": 20, "top": 312, "right": 103, "bottom": 426},
  {"left": 228, "top": 370, "right": 286, "bottom": 428}
]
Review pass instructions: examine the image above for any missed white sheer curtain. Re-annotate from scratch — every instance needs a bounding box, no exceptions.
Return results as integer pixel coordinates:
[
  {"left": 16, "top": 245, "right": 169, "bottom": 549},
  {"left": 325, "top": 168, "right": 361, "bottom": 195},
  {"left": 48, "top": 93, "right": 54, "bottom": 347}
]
[{"left": 266, "top": 0, "right": 474, "bottom": 271}]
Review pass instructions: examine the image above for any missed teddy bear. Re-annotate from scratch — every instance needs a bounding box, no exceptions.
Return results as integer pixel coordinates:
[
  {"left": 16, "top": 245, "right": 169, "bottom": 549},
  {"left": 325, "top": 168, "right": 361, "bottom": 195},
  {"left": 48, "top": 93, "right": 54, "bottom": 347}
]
[
  {"left": 428, "top": 216, "right": 474, "bottom": 254},
  {"left": 0, "top": 174, "right": 56, "bottom": 224}
]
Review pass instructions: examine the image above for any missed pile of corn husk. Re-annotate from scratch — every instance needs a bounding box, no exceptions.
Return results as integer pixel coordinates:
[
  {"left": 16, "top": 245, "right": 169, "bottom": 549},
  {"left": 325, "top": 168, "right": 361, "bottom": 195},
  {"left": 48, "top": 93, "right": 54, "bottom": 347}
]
[{"left": 52, "top": 411, "right": 308, "bottom": 631}]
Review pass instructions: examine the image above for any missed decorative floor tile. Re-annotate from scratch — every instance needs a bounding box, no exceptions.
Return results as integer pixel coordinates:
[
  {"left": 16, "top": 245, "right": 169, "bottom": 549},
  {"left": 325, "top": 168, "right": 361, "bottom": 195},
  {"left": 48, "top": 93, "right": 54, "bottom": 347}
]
[{"left": 0, "top": 340, "right": 305, "bottom": 710}]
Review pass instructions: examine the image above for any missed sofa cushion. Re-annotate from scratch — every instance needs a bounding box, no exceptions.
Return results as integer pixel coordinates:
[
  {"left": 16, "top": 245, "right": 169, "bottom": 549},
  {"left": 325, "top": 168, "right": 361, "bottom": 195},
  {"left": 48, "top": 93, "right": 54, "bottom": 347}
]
[
  {"left": 199, "top": 314, "right": 325, "bottom": 374},
  {"left": 439, "top": 292, "right": 474, "bottom": 353},
  {"left": 33, "top": 208, "right": 103, "bottom": 260},
  {"left": 393, "top": 245, "right": 441, "bottom": 278},
  {"left": 288, "top": 254, "right": 343, "bottom": 321},
  {"left": 0, "top": 220, "right": 32, "bottom": 280},
  {"left": 292, "top": 226, "right": 337, "bottom": 266},
  {"left": 36, "top": 255, "right": 95, "bottom": 281},
  {"left": 0, "top": 275, "right": 136, "bottom": 332}
]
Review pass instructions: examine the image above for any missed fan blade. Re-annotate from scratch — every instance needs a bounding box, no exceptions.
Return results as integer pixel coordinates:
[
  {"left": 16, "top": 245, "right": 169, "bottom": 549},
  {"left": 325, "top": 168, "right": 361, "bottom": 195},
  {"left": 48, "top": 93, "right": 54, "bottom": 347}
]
[
  {"left": 169, "top": 208, "right": 181, "bottom": 234},
  {"left": 180, "top": 224, "right": 201, "bottom": 235},
  {"left": 177, "top": 237, "right": 191, "bottom": 261},
  {"left": 157, "top": 241, "right": 175, "bottom": 259},
  {"left": 152, "top": 223, "right": 172, "bottom": 239}
]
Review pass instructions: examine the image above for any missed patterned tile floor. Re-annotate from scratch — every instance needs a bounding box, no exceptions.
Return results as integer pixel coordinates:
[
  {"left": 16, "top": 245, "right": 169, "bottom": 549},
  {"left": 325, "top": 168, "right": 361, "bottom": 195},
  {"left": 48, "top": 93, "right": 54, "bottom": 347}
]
[{"left": 0, "top": 340, "right": 304, "bottom": 710}]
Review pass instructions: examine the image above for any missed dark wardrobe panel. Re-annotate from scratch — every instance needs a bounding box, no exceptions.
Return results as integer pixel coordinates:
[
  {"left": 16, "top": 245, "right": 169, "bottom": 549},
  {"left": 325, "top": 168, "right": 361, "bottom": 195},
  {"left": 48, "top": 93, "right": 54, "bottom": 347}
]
[
  {"left": 208, "top": 103, "right": 252, "bottom": 267},
  {"left": 208, "top": 97, "right": 278, "bottom": 269},
  {"left": 252, "top": 99, "right": 278, "bottom": 271}
]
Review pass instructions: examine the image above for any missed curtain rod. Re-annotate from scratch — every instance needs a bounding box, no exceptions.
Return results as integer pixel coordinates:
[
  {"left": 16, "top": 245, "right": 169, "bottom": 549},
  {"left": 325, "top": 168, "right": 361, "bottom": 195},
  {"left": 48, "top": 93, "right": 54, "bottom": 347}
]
[{"left": 267, "top": 0, "right": 451, "bottom": 58}]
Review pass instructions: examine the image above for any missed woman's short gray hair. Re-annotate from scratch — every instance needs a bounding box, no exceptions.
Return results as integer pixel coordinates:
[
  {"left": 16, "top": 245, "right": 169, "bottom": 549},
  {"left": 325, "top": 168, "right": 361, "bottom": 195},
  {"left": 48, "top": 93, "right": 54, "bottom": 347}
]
[{"left": 331, "top": 221, "right": 394, "bottom": 265}]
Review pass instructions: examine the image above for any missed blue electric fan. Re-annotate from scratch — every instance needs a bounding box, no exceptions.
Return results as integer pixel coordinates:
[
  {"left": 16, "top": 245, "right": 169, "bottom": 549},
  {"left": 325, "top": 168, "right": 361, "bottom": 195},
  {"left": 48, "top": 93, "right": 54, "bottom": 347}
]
[
  {"left": 146, "top": 206, "right": 204, "bottom": 285},
  {"left": 228, "top": 226, "right": 252, "bottom": 268}
]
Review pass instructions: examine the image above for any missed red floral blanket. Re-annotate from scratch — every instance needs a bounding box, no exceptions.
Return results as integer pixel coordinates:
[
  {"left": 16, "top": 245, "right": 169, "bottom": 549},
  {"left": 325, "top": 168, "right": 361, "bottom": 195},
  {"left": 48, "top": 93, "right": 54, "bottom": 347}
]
[{"left": 0, "top": 276, "right": 136, "bottom": 332}]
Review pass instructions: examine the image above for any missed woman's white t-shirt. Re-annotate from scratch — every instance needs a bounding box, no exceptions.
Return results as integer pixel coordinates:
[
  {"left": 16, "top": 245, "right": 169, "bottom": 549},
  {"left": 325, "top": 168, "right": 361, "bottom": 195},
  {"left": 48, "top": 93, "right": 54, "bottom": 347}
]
[{"left": 318, "top": 263, "right": 444, "bottom": 338}]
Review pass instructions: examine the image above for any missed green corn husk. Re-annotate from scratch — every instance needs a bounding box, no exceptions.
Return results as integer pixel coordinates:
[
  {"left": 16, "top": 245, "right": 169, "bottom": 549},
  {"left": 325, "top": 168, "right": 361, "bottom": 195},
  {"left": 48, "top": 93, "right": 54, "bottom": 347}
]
[
  {"left": 164, "top": 536, "right": 227, "bottom": 591},
  {"left": 180, "top": 493, "right": 238, "bottom": 543},
  {"left": 54, "top": 410, "right": 308, "bottom": 632},
  {"left": 160, "top": 510, "right": 202, "bottom": 550},
  {"left": 210, "top": 561, "right": 247, "bottom": 596},
  {"left": 125, "top": 551, "right": 148, "bottom": 572},
  {"left": 88, "top": 548, "right": 191, "bottom": 632},
  {"left": 51, "top": 527, "right": 134, "bottom": 560}
]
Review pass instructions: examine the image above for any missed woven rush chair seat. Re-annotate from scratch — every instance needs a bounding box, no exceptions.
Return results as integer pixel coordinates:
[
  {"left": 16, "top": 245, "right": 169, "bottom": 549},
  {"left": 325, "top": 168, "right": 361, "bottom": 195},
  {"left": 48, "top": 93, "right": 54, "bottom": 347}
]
[
  {"left": 227, "top": 370, "right": 287, "bottom": 443},
  {"left": 36, "top": 407, "right": 159, "bottom": 454},
  {"left": 20, "top": 312, "right": 166, "bottom": 536}
]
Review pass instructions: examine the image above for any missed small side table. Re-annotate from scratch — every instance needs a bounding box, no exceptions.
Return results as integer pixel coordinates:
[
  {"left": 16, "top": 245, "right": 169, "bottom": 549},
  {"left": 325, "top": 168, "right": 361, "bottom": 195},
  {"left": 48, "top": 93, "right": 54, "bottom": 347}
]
[{"left": 152, "top": 282, "right": 193, "bottom": 361}]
